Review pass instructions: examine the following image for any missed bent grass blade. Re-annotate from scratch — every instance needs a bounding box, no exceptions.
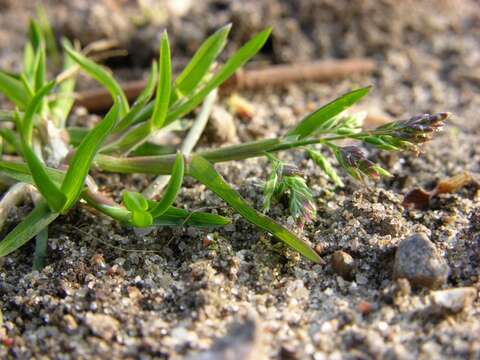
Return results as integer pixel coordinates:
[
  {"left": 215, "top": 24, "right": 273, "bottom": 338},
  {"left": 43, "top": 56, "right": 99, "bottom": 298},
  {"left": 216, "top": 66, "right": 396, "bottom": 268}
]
[{"left": 189, "top": 155, "right": 322, "bottom": 263}]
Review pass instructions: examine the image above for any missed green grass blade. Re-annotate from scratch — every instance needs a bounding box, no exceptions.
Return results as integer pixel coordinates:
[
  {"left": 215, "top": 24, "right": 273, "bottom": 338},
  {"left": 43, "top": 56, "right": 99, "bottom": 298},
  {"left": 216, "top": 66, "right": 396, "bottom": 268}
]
[
  {"left": 28, "top": 19, "right": 44, "bottom": 51},
  {"left": 23, "top": 42, "right": 35, "bottom": 81},
  {"left": 33, "top": 46, "right": 46, "bottom": 92},
  {"left": 36, "top": 5, "right": 60, "bottom": 67},
  {"left": 0, "top": 128, "right": 23, "bottom": 155},
  {"left": 23, "top": 144, "right": 66, "bottom": 211},
  {"left": 287, "top": 87, "right": 371, "bottom": 139},
  {"left": 154, "top": 207, "right": 231, "bottom": 227},
  {"left": 189, "top": 155, "right": 322, "bottom": 263},
  {"left": 135, "top": 61, "right": 159, "bottom": 106},
  {"left": 115, "top": 60, "right": 158, "bottom": 132},
  {"left": 67, "top": 126, "right": 88, "bottom": 146},
  {"left": 150, "top": 31, "right": 172, "bottom": 129},
  {"left": 0, "top": 159, "right": 63, "bottom": 186},
  {"left": 164, "top": 28, "right": 271, "bottom": 125},
  {"left": 101, "top": 121, "right": 152, "bottom": 154},
  {"left": 33, "top": 227, "right": 48, "bottom": 270},
  {"left": 174, "top": 24, "right": 231, "bottom": 99},
  {"left": 130, "top": 142, "right": 176, "bottom": 156},
  {"left": 0, "top": 201, "right": 59, "bottom": 258},
  {"left": 22, "top": 81, "right": 55, "bottom": 144},
  {"left": 150, "top": 152, "right": 184, "bottom": 217},
  {"left": 50, "top": 38, "right": 77, "bottom": 127},
  {"left": 0, "top": 71, "right": 31, "bottom": 109},
  {"left": 61, "top": 103, "right": 120, "bottom": 211},
  {"left": 64, "top": 45, "right": 129, "bottom": 116}
]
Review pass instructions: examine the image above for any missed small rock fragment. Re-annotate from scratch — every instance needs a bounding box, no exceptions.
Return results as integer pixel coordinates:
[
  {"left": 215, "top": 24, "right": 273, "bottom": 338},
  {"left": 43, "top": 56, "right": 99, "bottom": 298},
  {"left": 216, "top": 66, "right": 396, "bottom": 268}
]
[
  {"left": 356, "top": 300, "right": 374, "bottom": 315},
  {"left": 331, "top": 250, "right": 355, "bottom": 280},
  {"left": 63, "top": 314, "right": 78, "bottom": 331},
  {"left": 207, "top": 105, "right": 238, "bottom": 144},
  {"left": 85, "top": 313, "right": 120, "bottom": 341},
  {"left": 227, "top": 93, "right": 255, "bottom": 120},
  {"left": 190, "top": 319, "right": 260, "bottom": 360},
  {"left": 430, "top": 287, "right": 477, "bottom": 313},
  {"left": 393, "top": 233, "right": 450, "bottom": 289}
]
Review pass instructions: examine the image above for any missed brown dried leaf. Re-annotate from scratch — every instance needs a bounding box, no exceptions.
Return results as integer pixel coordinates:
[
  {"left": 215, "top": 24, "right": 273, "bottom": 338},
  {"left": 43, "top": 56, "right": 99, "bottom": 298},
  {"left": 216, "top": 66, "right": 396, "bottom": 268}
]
[
  {"left": 403, "top": 171, "right": 474, "bottom": 210},
  {"left": 403, "top": 188, "right": 431, "bottom": 210},
  {"left": 433, "top": 171, "right": 472, "bottom": 195}
]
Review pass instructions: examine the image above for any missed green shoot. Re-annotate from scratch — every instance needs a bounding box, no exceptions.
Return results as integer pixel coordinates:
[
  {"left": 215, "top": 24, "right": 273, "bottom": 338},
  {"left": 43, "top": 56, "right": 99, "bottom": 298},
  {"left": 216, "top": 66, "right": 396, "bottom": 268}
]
[
  {"left": 0, "top": 19, "right": 449, "bottom": 267},
  {"left": 150, "top": 31, "right": 172, "bottom": 130}
]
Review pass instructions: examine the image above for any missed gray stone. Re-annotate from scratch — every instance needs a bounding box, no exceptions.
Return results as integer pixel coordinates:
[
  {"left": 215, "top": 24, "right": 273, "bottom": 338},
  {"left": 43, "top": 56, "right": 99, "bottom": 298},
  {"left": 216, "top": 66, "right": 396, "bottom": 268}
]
[
  {"left": 190, "top": 319, "right": 260, "bottom": 360},
  {"left": 393, "top": 233, "right": 450, "bottom": 289},
  {"left": 430, "top": 287, "right": 477, "bottom": 313}
]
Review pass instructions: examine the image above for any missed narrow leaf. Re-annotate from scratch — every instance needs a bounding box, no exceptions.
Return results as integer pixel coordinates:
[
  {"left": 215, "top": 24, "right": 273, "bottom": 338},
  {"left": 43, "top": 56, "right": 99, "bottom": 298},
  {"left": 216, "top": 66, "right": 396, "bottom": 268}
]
[
  {"left": 165, "top": 28, "right": 271, "bottom": 125},
  {"left": 0, "top": 158, "right": 63, "bottom": 186},
  {"left": 115, "top": 60, "right": 158, "bottom": 132},
  {"left": 129, "top": 28, "right": 271, "bottom": 127},
  {"left": 0, "top": 201, "right": 59, "bottom": 258},
  {"left": 0, "top": 128, "right": 23, "bottom": 155},
  {"left": 33, "top": 45, "right": 46, "bottom": 91},
  {"left": 151, "top": 32, "right": 172, "bottom": 129},
  {"left": 174, "top": 24, "right": 231, "bottom": 98},
  {"left": 64, "top": 45, "right": 129, "bottom": 116},
  {"left": 189, "top": 155, "right": 322, "bottom": 263},
  {"left": 36, "top": 5, "right": 60, "bottom": 66},
  {"left": 287, "top": 87, "right": 371, "bottom": 139},
  {"left": 23, "top": 42, "right": 35, "bottom": 81},
  {"left": 50, "top": 38, "right": 77, "bottom": 127},
  {"left": 154, "top": 207, "right": 230, "bottom": 227},
  {"left": 150, "top": 152, "right": 184, "bottom": 217},
  {"left": 28, "top": 19, "right": 44, "bottom": 51},
  {"left": 61, "top": 103, "right": 119, "bottom": 211},
  {"left": 0, "top": 71, "right": 31, "bottom": 108},
  {"left": 101, "top": 121, "right": 152, "bottom": 154},
  {"left": 22, "top": 144, "right": 66, "bottom": 211},
  {"left": 22, "top": 81, "right": 55, "bottom": 144}
]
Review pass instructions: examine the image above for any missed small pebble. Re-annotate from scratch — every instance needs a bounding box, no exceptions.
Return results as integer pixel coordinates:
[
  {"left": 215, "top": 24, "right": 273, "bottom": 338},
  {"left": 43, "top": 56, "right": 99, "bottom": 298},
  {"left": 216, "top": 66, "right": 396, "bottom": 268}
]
[
  {"left": 207, "top": 105, "right": 238, "bottom": 144},
  {"left": 356, "top": 300, "right": 374, "bottom": 315},
  {"left": 393, "top": 233, "right": 450, "bottom": 288},
  {"left": 85, "top": 313, "right": 120, "bottom": 341},
  {"left": 430, "top": 287, "right": 477, "bottom": 314},
  {"left": 331, "top": 250, "right": 355, "bottom": 280}
]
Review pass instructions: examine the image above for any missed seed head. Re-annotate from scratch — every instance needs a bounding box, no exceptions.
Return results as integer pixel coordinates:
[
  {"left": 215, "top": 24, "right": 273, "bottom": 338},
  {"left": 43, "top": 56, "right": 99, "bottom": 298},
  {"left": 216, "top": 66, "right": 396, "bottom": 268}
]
[
  {"left": 387, "top": 112, "right": 450, "bottom": 144},
  {"left": 338, "top": 146, "right": 379, "bottom": 180}
]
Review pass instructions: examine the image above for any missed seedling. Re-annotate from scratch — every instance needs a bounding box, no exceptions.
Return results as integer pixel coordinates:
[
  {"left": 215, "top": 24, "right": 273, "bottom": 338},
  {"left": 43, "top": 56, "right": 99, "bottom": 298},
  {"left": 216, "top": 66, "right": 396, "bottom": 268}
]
[{"left": 0, "top": 19, "right": 448, "bottom": 267}]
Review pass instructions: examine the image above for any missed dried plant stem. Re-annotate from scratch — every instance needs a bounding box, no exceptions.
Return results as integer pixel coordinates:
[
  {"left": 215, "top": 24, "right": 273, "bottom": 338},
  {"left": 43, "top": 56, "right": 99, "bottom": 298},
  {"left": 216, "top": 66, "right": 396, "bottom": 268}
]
[
  {"left": 0, "top": 182, "right": 34, "bottom": 231},
  {"left": 223, "top": 58, "right": 376, "bottom": 91},
  {"left": 142, "top": 89, "right": 218, "bottom": 199},
  {"left": 74, "top": 58, "right": 376, "bottom": 113}
]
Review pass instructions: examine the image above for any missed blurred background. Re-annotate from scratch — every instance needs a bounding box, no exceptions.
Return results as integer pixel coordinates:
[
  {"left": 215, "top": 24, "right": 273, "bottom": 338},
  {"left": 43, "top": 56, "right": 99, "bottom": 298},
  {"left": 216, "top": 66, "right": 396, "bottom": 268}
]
[{"left": 0, "top": 0, "right": 478, "bottom": 131}]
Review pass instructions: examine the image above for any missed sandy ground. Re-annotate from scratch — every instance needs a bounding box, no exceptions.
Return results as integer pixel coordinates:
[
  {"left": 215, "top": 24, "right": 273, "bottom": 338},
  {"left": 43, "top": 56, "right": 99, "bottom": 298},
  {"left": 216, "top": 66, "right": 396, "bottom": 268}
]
[{"left": 0, "top": 0, "right": 480, "bottom": 359}]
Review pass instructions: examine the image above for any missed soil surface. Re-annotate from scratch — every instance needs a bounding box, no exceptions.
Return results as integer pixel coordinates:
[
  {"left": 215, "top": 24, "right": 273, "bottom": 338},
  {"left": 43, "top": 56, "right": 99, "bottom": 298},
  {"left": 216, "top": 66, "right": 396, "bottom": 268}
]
[{"left": 1, "top": 0, "right": 480, "bottom": 359}]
